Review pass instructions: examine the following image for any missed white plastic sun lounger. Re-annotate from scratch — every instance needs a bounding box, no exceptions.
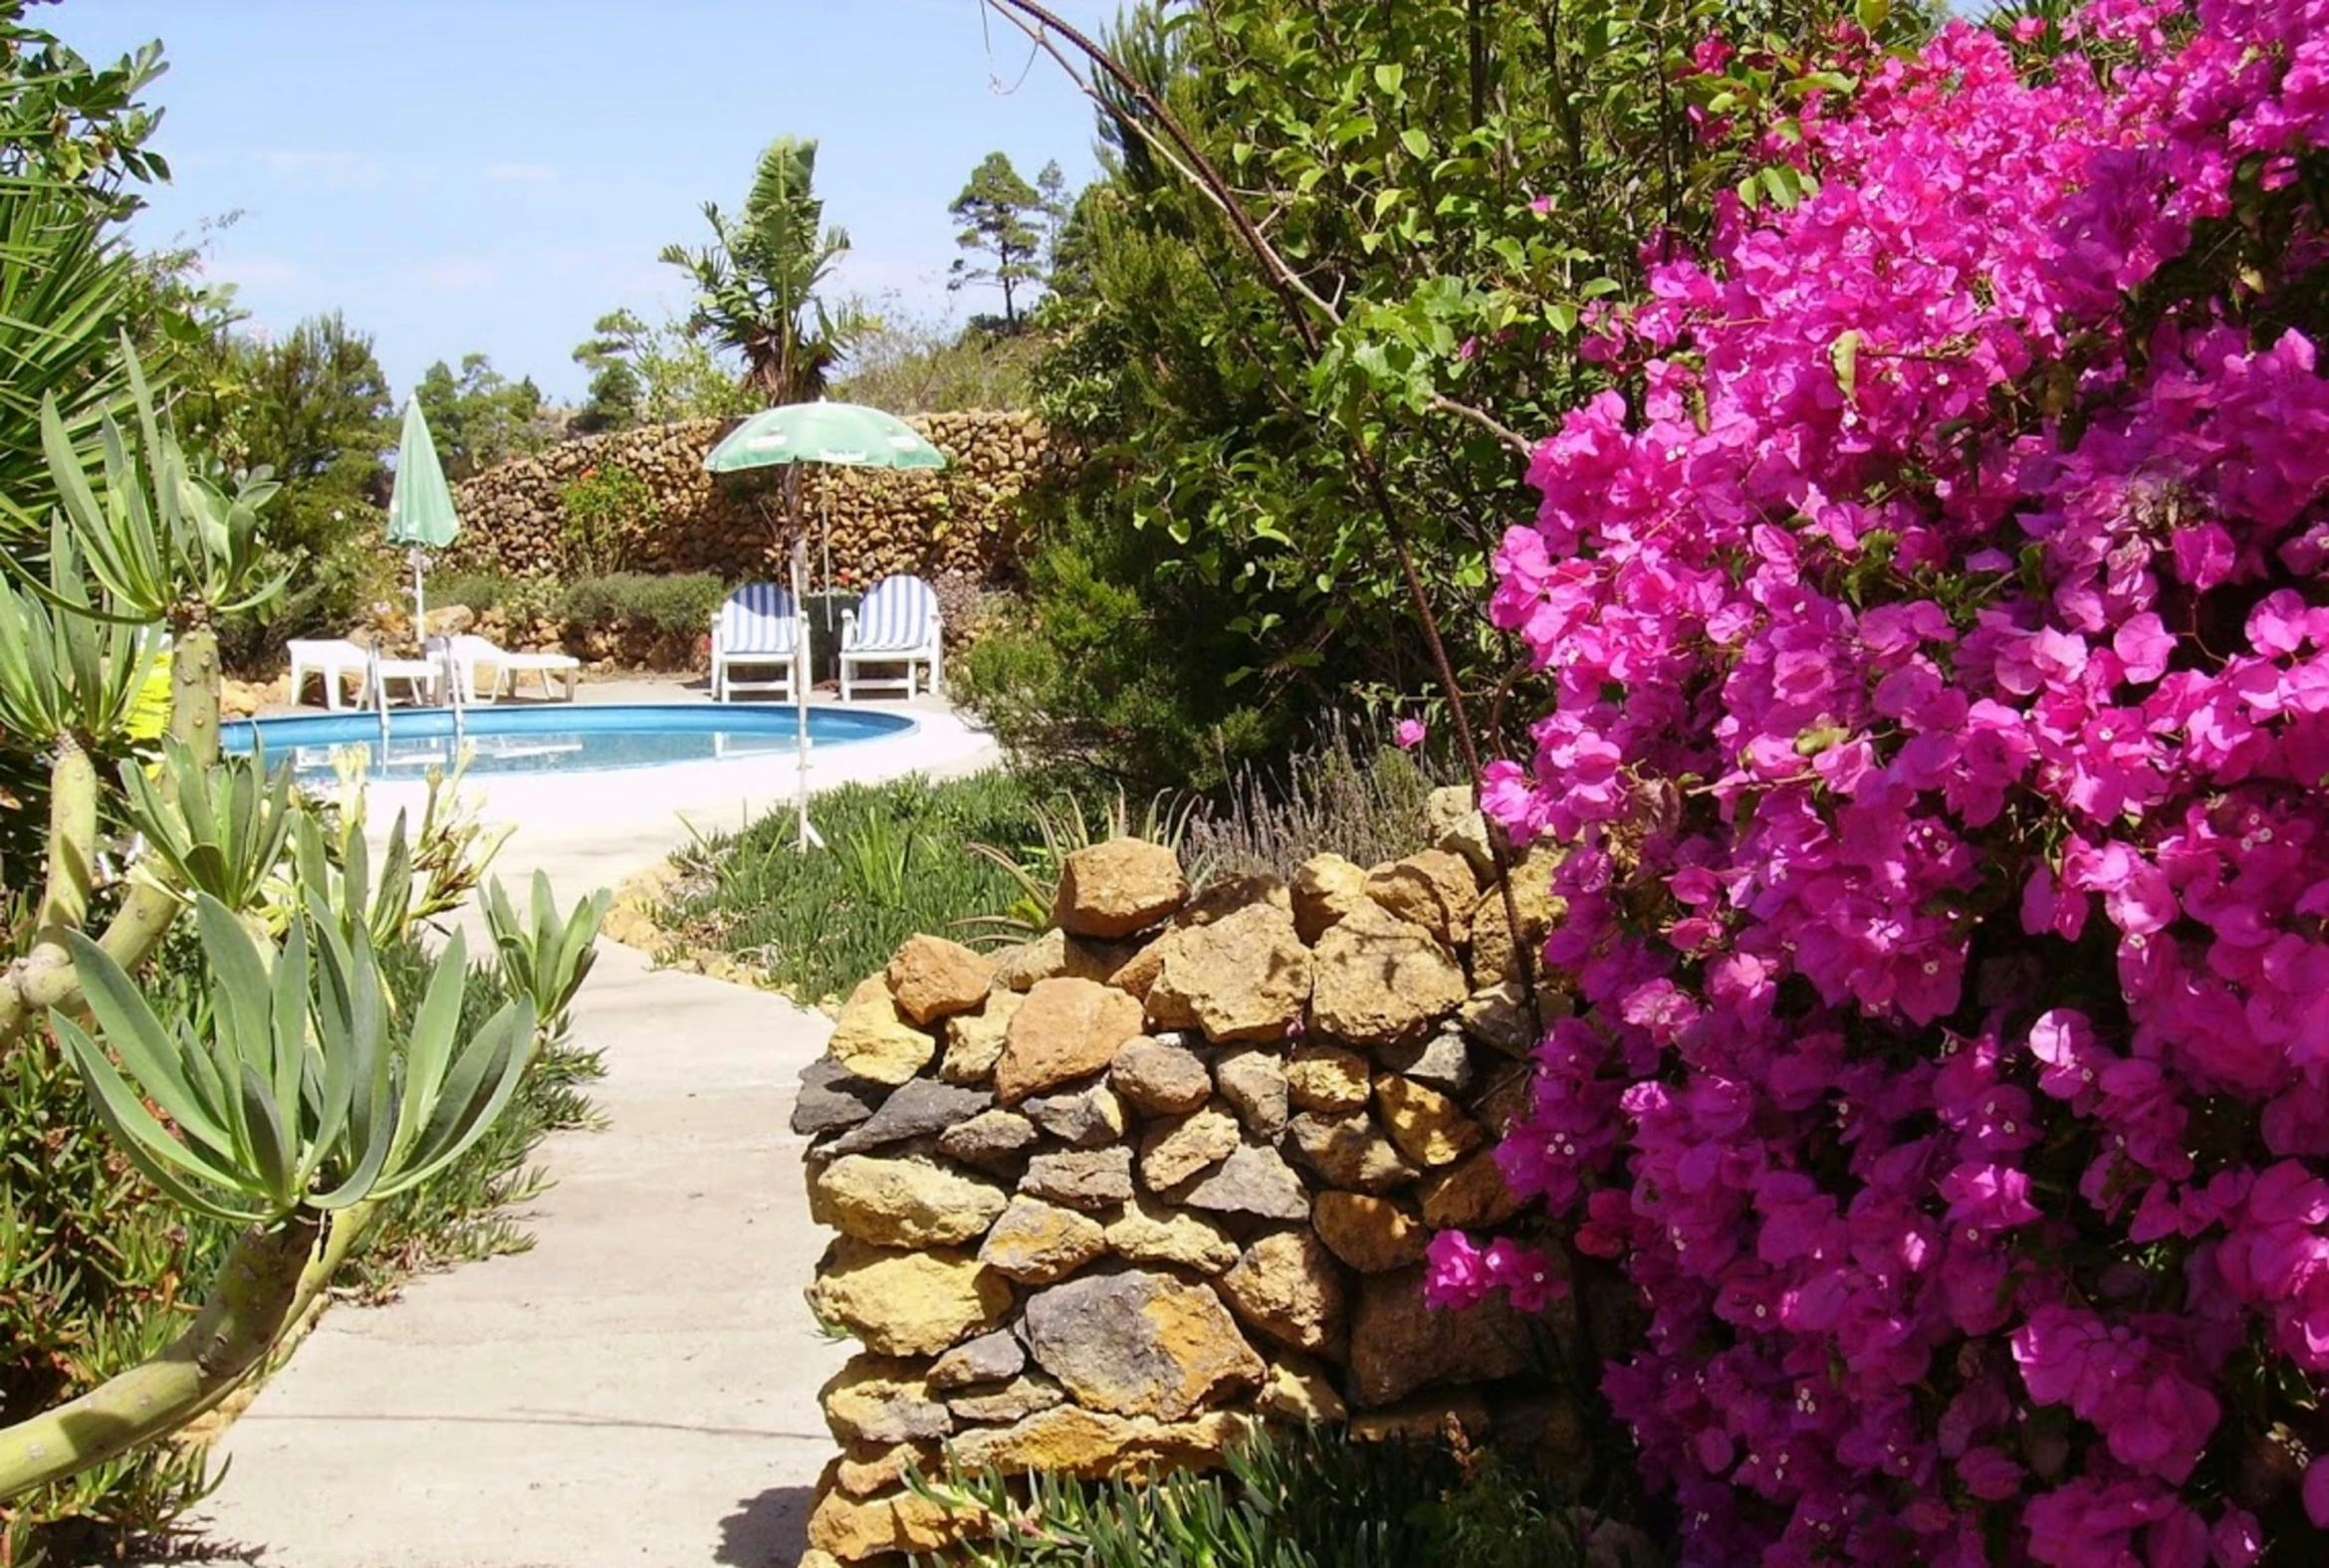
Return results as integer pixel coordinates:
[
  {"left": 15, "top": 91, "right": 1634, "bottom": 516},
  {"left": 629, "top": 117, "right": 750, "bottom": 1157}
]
[
  {"left": 445, "top": 634, "right": 582, "bottom": 703},
  {"left": 838, "top": 574, "right": 942, "bottom": 700},
  {"left": 286, "top": 637, "right": 372, "bottom": 711},
  {"left": 712, "top": 583, "right": 805, "bottom": 702}
]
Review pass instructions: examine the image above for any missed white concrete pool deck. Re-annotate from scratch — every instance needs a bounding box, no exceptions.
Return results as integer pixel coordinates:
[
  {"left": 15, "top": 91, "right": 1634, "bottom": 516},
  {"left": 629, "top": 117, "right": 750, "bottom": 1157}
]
[{"left": 170, "top": 676, "right": 999, "bottom": 1568}]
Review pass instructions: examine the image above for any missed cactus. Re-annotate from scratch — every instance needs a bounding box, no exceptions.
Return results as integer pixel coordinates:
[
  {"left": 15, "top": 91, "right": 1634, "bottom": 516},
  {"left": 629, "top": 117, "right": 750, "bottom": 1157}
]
[{"left": 0, "top": 344, "right": 604, "bottom": 1500}]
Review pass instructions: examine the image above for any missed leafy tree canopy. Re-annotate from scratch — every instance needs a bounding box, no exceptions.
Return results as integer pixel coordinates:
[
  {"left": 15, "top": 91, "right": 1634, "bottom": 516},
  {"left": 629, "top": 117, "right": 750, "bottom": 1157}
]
[
  {"left": 948, "top": 150, "right": 1050, "bottom": 331},
  {"left": 660, "top": 135, "right": 862, "bottom": 405},
  {"left": 414, "top": 352, "right": 552, "bottom": 480}
]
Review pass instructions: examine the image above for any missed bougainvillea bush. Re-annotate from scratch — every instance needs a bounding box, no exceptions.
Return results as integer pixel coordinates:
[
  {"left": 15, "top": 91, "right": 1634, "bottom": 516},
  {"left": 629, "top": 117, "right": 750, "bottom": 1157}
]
[{"left": 1433, "top": 3, "right": 2329, "bottom": 1563}]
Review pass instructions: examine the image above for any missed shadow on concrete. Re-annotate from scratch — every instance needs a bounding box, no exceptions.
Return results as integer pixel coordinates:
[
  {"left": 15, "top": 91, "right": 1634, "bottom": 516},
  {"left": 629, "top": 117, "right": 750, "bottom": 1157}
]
[{"left": 717, "top": 1485, "right": 815, "bottom": 1567}]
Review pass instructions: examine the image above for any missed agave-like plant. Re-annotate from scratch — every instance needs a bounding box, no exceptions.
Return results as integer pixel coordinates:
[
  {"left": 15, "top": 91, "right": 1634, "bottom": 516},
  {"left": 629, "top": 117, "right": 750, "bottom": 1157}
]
[
  {"left": 0, "top": 895, "right": 538, "bottom": 1496},
  {"left": 117, "top": 741, "right": 299, "bottom": 914},
  {"left": 483, "top": 871, "right": 610, "bottom": 1030}
]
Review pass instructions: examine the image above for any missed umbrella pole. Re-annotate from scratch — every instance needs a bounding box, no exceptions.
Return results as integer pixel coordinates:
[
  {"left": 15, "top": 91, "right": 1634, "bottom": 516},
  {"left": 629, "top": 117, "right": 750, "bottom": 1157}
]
[
  {"left": 410, "top": 550, "right": 427, "bottom": 646},
  {"left": 789, "top": 481, "right": 819, "bottom": 853}
]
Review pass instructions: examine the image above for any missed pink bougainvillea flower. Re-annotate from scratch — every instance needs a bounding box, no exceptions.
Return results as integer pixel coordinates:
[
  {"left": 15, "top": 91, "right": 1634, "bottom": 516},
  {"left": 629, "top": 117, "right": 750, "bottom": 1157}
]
[{"left": 1394, "top": 718, "right": 1427, "bottom": 751}]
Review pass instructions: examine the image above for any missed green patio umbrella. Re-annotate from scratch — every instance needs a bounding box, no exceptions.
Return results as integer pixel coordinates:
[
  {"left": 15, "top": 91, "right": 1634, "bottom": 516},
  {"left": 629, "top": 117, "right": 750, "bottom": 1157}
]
[
  {"left": 702, "top": 400, "right": 948, "bottom": 475},
  {"left": 385, "top": 395, "right": 461, "bottom": 632},
  {"left": 704, "top": 400, "right": 949, "bottom": 852}
]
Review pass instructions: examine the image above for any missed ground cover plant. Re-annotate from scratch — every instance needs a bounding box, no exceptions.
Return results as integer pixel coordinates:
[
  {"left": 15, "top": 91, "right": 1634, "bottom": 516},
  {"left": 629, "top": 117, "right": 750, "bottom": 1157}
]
[
  {"left": 1431, "top": 2, "right": 2329, "bottom": 1563},
  {"left": 908, "top": 1424, "right": 1630, "bottom": 1568},
  {"left": 657, "top": 773, "right": 1037, "bottom": 1005}
]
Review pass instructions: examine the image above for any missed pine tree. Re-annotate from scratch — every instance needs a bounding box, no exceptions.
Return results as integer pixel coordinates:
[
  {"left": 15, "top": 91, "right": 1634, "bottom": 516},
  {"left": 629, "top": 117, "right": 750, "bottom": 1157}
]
[{"left": 947, "top": 151, "right": 1046, "bottom": 330}]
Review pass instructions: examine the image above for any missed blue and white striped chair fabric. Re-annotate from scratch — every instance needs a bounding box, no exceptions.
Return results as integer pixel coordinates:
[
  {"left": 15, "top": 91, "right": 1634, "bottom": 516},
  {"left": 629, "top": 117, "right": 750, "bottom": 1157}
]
[
  {"left": 712, "top": 582, "right": 806, "bottom": 702},
  {"left": 839, "top": 575, "right": 943, "bottom": 700}
]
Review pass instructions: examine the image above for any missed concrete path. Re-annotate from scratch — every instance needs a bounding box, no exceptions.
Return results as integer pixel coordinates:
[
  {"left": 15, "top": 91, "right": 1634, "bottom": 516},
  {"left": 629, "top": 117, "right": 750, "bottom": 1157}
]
[{"left": 171, "top": 682, "right": 999, "bottom": 1568}]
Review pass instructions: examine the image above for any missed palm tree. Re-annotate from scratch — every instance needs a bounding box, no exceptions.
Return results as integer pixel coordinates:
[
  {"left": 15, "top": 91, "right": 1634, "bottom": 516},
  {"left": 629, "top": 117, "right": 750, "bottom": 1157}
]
[{"left": 658, "top": 136, "right": 862, "bottom": 406}]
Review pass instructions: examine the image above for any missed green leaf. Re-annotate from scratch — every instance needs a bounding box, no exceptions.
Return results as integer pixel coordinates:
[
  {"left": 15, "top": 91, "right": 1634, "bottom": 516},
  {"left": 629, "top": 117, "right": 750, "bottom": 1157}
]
[
  {"left": 1399, "top": 127, "right": 1431, "bottom": 159},
  {"left": 1373, "top": 62, "right": 1404, "bottom": 95},
  {"left": 1830, "top": 329, "right": 1863, "bottom": 403}
]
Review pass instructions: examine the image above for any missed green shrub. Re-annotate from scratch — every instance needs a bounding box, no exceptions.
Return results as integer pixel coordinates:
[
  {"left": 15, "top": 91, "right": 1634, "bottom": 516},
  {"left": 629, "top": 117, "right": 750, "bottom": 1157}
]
[
  {"left": 659, "top": 772, "right": 1037, "bottom": 1005},
  {"left": 1182, "top": 720, "right": 1460, "bottom": 880},
  {"left": 557, "top": 464, "right": 654, "bottom": 577},
  {"left": 555, "top": 571, "right": 725, "bottom": 639}
]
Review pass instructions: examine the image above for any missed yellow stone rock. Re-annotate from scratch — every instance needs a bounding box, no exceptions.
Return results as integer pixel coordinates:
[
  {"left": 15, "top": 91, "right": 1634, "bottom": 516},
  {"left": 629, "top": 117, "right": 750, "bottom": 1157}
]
[
  {"left": 994, "top": 977, "right": 1147, "bottom": 1104},
  {"left": 939, "top": 987, "right": 1023, "bottom": 1084},
  {"left": 886, "top": 934, "right": 997, "bottom": 1025},
  {"left": 977, "top": 1196, "right": 1108, "bottom": 1284},
  {"left": 1104, "top": 1195, "right": 1241, "bottom": 1274},
  {"left": 946, "top": 1404, "right": 1256, "bottom": 1479},
  {"left": 834, "top": 1440, "right": 939, "bottom": 1498},
  {"left": 827, "top": 976, "right": 937, "bottom": 1086},
  {"left": 1374, "top": 1073, "right": 1484, "bottom": 1168},
  {"left": 1419, "top": 1149, "right": 1525, "bottom": 1230},
  {"left": 808, "top": 1238, "right": 1014, "bottom": 1357},
  {"left": 1284, "top": 1044, "right": 1373, "bottom": 1113},
  {"left": 807, "top": 1464, "right": 984, "bottom": 1561},
  {"left": 813, "top": 1155, "right": 1009, "bottom": 1248},
  {"left": 1260, "top": 1354, "right": 1348, "bottom": 1423},
  {"left": 1364, "top": 848, "right": 1481, "bottom": 947},
  {"left": 1290, "top": 853, "right": 1369, "bottom": 944},
  {"left": 1312, "top": 1190, "right": 1429, "bottom": 1273},
  {"left": 1308, "top": 900, "right": 1467, "bottom": 1046},
  {"left": 1469, "top": 846, "right": 1567, "bottom": 985}
]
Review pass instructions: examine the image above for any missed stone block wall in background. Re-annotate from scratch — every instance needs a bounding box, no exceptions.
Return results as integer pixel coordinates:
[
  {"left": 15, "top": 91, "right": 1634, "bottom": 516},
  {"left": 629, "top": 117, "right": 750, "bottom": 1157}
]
[
  {"left": 791, "top": 808, "right": 1579, "bottom": 1564},
  {"left": 447, "top": 410, "right": 1061, "bottom": 586}
]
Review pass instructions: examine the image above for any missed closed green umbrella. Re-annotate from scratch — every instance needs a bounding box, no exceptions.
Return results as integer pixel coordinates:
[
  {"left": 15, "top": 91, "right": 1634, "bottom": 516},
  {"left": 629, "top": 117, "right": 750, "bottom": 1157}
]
[{"left": 385, "top": 396, "right": 460, "bottom": 632}]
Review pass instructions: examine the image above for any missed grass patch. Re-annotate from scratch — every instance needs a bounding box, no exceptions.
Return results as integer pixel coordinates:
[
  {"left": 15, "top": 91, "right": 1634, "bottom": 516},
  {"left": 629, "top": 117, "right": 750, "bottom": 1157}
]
[{"left": 658, "top": 772, "right": 1038, "bottom": 1006}]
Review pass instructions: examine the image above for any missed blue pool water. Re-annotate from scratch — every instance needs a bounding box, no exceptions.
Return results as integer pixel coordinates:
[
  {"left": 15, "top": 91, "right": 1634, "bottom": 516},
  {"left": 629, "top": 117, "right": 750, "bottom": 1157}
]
[{"left": 222, "top": 704, "right": 917, "bottom": 784}]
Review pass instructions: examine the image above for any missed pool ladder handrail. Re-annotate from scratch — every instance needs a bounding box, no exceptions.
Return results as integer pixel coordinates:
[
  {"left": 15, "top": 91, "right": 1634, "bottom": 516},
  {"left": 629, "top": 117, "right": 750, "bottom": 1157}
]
[
  {"left": 427, "top": 633, "right": 467, "bottom": 750},
  {"left": 368, "top": 636, "right": 391, "bottom": 755}
]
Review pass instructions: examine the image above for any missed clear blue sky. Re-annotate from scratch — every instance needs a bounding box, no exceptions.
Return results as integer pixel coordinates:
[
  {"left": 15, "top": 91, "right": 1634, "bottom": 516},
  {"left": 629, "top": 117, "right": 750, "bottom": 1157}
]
[{"left": 58, "top": 0, "right": 1122, "bottom": 404}]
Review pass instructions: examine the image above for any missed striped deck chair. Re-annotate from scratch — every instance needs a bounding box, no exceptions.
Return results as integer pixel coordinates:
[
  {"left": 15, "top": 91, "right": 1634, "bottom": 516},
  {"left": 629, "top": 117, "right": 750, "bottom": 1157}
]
[
  {"left": 711, "top": 583, "right": 805, "bottom": 702},
  {"left": 838, "top": 574, "right": 942, "bottom": 700}
]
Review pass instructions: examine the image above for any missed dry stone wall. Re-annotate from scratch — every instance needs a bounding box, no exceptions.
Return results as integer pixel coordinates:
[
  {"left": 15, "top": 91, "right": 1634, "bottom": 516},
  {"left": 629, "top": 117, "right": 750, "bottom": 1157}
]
[
  {"left": 793, "top": 803, "right": 1580, "bottom": 1565},
  {"left": 448, "top": 410, "right": 1060, "bottom": 584}
]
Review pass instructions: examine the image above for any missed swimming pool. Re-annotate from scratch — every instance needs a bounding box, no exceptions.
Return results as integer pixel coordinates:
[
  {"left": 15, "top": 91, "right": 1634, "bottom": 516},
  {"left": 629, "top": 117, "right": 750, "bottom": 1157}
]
[{"left": 223, "top": 704, "right": 919, "bottom": 784}]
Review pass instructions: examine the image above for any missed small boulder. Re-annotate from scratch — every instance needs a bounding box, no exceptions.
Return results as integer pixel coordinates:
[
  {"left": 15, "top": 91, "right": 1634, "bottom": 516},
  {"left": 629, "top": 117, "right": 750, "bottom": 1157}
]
[
  {"left": 822, "top": 1356, "right": 954, "bottom": 1446},
  {"left": 1426, "top": 784, "right": 1495, "bottom": 878},
  {"left": 1460, "top": 982, "right": 1541, "bottom": 1057},
  {"left": 1109, "top": 1035, "right": 1212, "bottom": 1115},
  {"left": 979, "top": 1196, "right": 1109, "bottom": 1284},
  {"left": 945, "top": 1405, "right": 1255, "bottom": 1481},
  {"left": 806, "top": 1469, "right": 977, "bottom": 1561},
  {"left": 929, "top": 1330, "right": 1027, "bottom": 1391},
  {"left": 823, "top": 1078, "right": 993, "bottom": 1158},
  {"left": 1290, "top": 853, "right": 1369, "bottom": 944},
  {"left": 1104, "top": 1195, "right": 1241, "bottom": 1274},
  {"left": 1377, "top": 1027, "right": 1475, "bottom": 1094},
  {"left": 1284, "top": 1044, "right": 1372, "bottom": 1114},
  {"left": 940, "top": 988, "right": 1024, "bottom": 1084},
  {"left": 1020, "top": 1146, "right": 1135, "bottom": 1211},
  {"left": 814, "top": 1155, "right": 1010, "bottom": 1248},
  {"left": 1174, "top": 1141, "right": 1310, "bottom": 1223},
  {"left": 887, "top": 935, "right": 996, "bottom": 1025},
  {"left": 827, "top": 976, "right": 938, "bottom": 1086},
  {"left": 794, "top": 1056, "right": 886, "bottom": 1138},
  {"left": 1144, "top": 902, "right": 1312, "bottom": 1044},
  {"left": 1107, "top": 936, "right": 1170, "bottom": 1001},
  {"left": 809, "top": 1239, "right": 1013, "bottom": 1357},
  {"left": 1213, "top": 1047, "right": 1290, "bottom": 1138},
  {"left": 1052, "top": 838, "right": 1189, "bottom": 939},
  {"left": 1022, "top": 1268, "right": 1263, "bottom": 1420},
  {"left": 948, "top": 1373, "right": 1067, "bottom": 1425},
  {"left": 1022, "top": 1080, "right": 1128, "bottom": 1148},
  {"left": 1307, "top": 900, "right": 1467, "bottom": 1047},
  {"left": 1138, "top": 1105, "right": 1240, "bottom": 1191},
  {"left": 1419, "top": 1149, "right": 1524, "bottom": 1230},
  {"left": 1259, "top": 1354, "right": 1348, "bottom": 1424},
  {"left": 1364, "top": 849, "right": 1480, "bottom": 947},
  {"left": 1175, "top": 873, "right": 1292, "bottom": 927},
  {"left": 1312, "top": 1191, "right": 1429, "bottom": 1273},
  {"left": 1349, "top": 1265, "right": 1531, "bottom": 1408},
  {"left": 1374, "top": 1074, "right": 1483, "bottom": 1168},
  {"left": 936, "top": 1108, "right": 1040, "bottom": 1173},
  {"left": 992, "top": 929, "right": 1139, "bottom": 991},
  {"left": 1285, "top": 1110, "right": 1423, "bottom": 1194},
  {"left": 1217, "top": 1231, "right": 1347, "bottom": 1355},
  {"left": 995, "top": 978, "right": 1147, "bottom": 1104},
  {"left": 1469, "top": 846, "right": 1566, "bottom": 985}
]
